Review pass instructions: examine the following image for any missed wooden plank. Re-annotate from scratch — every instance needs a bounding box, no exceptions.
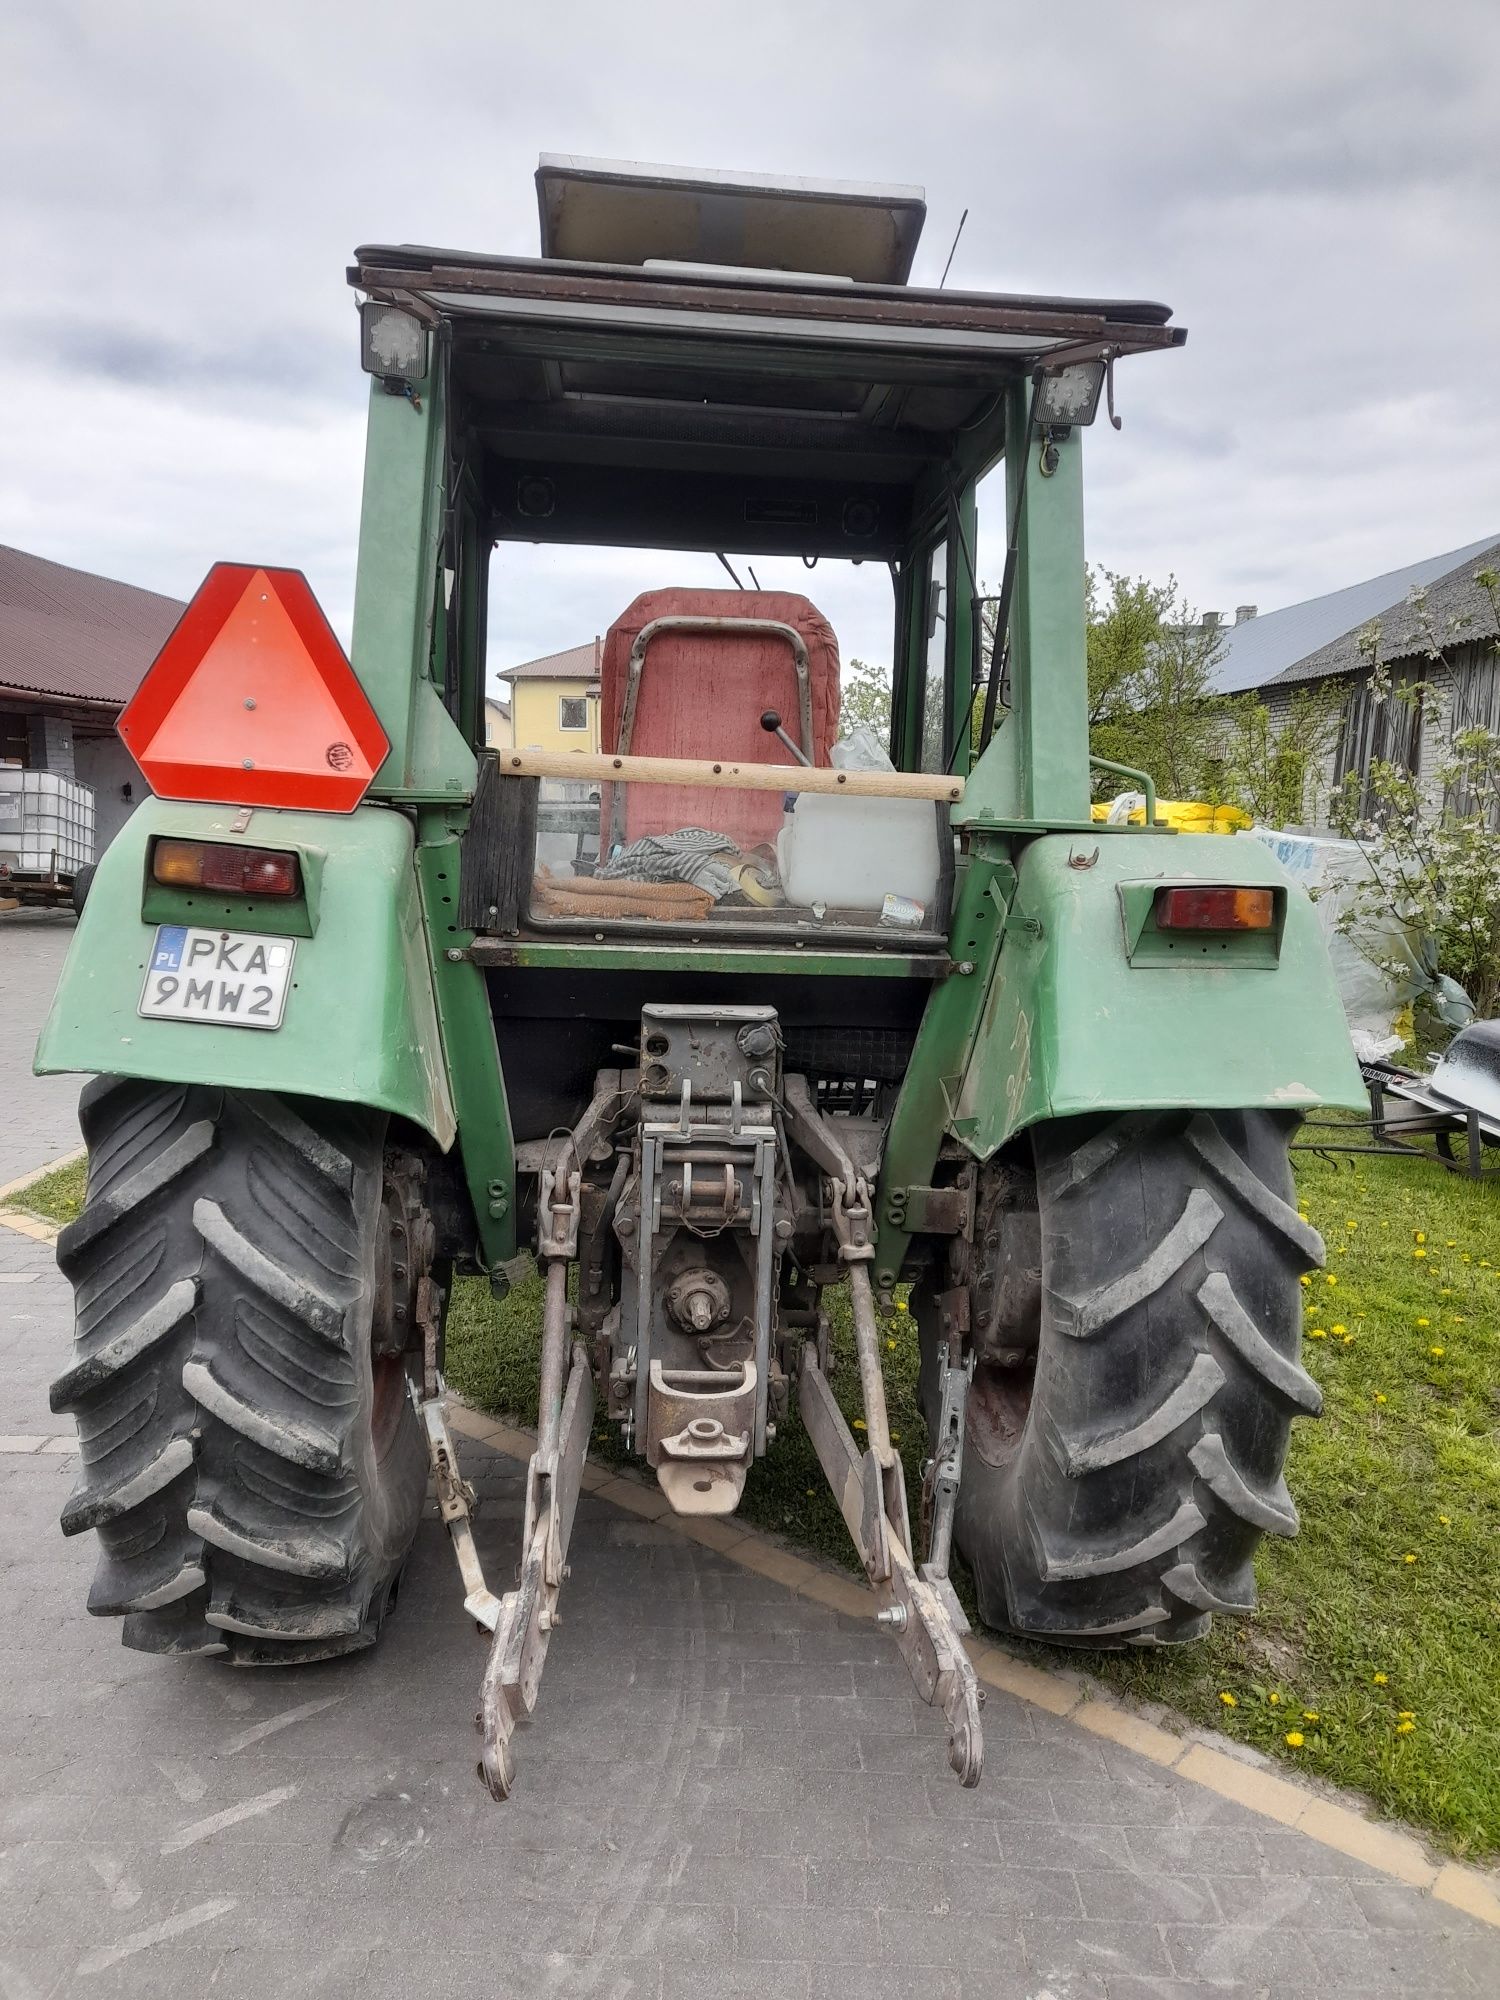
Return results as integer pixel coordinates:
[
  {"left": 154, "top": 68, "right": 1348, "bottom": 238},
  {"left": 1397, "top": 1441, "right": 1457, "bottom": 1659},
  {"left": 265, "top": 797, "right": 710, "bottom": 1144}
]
[{"left": 492, "top": 748, "right": 963, "bottom": 803}]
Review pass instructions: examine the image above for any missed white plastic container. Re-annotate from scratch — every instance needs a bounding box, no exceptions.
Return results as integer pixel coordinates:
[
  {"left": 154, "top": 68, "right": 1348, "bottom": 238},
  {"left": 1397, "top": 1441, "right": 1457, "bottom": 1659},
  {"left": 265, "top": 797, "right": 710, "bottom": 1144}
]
[
  {"left": 0, "top": 769, "right": 95, "bottom": 876},
  {"left": 776, "top": 794, "right": 941, "bottom": 916}
]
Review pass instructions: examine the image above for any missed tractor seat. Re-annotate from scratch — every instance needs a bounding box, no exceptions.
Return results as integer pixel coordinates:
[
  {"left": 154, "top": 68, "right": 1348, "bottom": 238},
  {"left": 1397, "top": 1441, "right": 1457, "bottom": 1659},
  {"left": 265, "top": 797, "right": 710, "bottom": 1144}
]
[{"left": 598, "top": 588, "right": 841, "bottom": 852}]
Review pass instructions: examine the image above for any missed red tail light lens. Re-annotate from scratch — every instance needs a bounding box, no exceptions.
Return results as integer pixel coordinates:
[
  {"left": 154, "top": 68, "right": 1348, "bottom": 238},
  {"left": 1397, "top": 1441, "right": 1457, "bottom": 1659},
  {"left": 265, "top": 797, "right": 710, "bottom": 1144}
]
[
  {"left": 1155, "top": 886, "right": 1274, "bottom": 931},
  {"left": 153, "top": 839, "right": 301, "bottom": 898}
]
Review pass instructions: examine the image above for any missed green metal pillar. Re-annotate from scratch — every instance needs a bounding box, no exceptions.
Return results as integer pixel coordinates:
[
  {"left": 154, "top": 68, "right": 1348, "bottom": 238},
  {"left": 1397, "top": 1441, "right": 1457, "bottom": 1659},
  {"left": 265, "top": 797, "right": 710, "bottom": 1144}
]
[
  {"left": 349, "top": 370, "right": 473, "bottom": 801},
  {"left": 413, "top": 807, "right": 519, "bottom": 1281},
  {"left": 958, "top": 383, "right": 1090, "bottom": 825}
]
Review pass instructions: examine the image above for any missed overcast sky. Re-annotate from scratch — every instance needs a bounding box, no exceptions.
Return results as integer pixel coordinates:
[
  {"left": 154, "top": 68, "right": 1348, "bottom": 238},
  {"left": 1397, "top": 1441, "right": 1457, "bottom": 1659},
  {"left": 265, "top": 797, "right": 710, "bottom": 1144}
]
[{"left": 5, "top": 0, "right": 1498, "bottom": 689}]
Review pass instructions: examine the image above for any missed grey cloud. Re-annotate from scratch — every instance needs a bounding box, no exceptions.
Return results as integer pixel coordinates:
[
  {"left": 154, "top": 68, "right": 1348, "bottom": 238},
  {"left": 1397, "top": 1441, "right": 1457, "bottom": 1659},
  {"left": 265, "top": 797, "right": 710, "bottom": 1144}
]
[
  {"left": 45, "top": 323, "right": 355, "bottom": 405},
  {"left": 3, "top": 0, "right": 1498, "bottom": 670}
]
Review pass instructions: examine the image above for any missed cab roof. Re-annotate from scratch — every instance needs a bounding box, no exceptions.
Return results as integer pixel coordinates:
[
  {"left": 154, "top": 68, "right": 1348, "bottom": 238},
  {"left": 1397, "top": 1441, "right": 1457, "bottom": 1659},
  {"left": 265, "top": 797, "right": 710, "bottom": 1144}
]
[{"left": 350, "top": 210, "right": 1184, "bottom": 558}]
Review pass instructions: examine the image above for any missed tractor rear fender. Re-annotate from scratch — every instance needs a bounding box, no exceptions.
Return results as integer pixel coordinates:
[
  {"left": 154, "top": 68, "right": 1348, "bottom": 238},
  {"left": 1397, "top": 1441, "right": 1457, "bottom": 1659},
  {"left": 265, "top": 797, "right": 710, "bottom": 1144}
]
[
  {"left": 35, "top": 796, "right": 456, "bottom": 1149},
  {"left": 954, "top": 830, "right": 1366, "bottom": 1155}
]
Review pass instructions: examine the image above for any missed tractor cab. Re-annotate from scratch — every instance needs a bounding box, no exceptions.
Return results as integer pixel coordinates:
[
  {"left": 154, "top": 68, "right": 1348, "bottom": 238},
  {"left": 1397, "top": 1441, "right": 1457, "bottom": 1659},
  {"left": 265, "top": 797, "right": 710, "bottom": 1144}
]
[{"left": 349, "top": 155, "right": 1183, "bottom": 904}]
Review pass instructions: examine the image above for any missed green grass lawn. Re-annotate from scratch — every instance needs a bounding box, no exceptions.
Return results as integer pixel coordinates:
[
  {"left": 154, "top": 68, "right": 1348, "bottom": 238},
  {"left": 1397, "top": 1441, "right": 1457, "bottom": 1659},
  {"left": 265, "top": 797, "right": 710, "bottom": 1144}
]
[
  {"left": 16, "top": 1123, "right": 1497, "bottom": 1854},
  {"left": 4, "top": 1155, "right": 85, "bottom": 1226},
  {"left": 448, "top": 1127, "right": 1500, "bottom": 1861}
]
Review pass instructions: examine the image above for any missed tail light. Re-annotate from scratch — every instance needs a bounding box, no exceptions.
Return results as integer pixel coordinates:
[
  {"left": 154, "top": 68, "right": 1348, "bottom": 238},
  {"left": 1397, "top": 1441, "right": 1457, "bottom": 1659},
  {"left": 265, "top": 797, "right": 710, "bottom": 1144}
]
[
  {"left": 1155, "top": 886, "right": 1274, "bottom": 932},
  {"left": 152, "top": 839, "right": 301, "bottom": 898}
]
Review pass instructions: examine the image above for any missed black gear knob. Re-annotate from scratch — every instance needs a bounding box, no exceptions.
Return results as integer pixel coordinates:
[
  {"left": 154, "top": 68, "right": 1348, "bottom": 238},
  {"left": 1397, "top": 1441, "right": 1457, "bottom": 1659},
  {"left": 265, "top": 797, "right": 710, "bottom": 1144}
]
[{"left": 759, "top": 709, "right": 811, "bottom": 767}]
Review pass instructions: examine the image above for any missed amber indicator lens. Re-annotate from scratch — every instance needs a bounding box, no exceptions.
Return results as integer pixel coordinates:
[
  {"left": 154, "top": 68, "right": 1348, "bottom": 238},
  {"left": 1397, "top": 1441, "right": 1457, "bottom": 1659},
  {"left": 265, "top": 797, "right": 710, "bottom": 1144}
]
[
  {"left": 152, "top": 839, "right": 300, "bottom": 898},
  {"left": 1155, "top": 886, "right": 1274, "bottom": 931}
]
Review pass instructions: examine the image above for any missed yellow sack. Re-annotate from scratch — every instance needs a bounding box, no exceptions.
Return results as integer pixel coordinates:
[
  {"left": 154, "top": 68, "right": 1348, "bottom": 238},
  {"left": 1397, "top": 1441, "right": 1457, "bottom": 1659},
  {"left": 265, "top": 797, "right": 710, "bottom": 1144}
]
[{"left": 1090, "top": 795, "right": 1251, "bottom": 834}]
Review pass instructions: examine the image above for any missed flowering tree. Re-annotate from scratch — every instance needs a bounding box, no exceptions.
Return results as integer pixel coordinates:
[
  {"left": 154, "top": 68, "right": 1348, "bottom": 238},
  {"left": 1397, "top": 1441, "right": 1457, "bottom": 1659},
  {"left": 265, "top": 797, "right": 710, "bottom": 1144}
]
[
  {"left": 1328, "top": 571, "right": 1500, "bottom": 1019},
  {"left": 839, "top": 656, "right": 894, "bottom": 738}
]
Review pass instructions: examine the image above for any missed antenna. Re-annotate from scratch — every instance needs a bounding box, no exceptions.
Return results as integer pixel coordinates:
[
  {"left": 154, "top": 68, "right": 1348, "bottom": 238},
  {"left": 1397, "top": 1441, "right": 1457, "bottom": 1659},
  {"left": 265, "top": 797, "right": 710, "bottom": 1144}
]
[
  {"left": 716, "top": 553, "right": 746, "bottom": 589},
  {"left": 747, "top": 565, "right": 762, "bottom": 590},
  {"left": 938, "top": 207, "right": 968, "bottom": 289}
]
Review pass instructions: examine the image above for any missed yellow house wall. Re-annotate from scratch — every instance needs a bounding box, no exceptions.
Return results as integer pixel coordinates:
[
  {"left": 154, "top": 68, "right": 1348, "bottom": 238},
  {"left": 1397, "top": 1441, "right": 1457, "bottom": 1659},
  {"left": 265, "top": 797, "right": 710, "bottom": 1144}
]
[{"left": 508, "top": 678, "right": 600, "bottom": 753}]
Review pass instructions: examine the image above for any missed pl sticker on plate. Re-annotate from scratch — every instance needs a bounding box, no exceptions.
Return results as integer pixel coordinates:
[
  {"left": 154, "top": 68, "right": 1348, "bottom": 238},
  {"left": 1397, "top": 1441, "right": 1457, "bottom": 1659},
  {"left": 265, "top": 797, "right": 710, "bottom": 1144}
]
[{"left": 139, "top": 926, "right": 296, "bottom": 1031}]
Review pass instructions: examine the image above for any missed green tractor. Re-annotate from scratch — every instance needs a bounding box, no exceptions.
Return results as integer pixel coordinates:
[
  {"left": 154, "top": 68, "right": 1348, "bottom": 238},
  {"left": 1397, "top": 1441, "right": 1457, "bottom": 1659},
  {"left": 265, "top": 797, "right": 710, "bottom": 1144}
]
[{"left": 38, "top": 159, "right": 1362, "bottom": 1796}]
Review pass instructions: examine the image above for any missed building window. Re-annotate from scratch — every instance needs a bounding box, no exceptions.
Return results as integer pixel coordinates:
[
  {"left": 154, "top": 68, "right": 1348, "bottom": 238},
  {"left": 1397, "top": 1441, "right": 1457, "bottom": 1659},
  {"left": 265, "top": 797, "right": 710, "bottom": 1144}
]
[{"left": 558, "top": 695, "right": 588, "bottom": 732}]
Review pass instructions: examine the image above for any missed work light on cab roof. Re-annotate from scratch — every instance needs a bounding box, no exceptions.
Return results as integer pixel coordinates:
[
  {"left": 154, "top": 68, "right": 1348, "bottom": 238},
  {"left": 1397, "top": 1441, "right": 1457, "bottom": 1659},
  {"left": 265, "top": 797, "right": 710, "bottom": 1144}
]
[{"left": 117, "top": 563, "right": 388, "bottom": 812}]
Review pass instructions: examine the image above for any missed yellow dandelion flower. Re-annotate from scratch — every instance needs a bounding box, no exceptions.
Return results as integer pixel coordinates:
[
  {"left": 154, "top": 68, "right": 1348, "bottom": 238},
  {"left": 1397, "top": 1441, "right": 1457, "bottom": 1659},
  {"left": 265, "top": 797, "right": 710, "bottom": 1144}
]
[
  {"left": 1438, "top": 1515, "right": 1452, "bottom": 1526},
  {"left": 1325, "top": 1273, "right": 1338, "bottom": 1285},
  {"left": 1346, "top": 1220, "right": 1358, "bottom": 1230},
  {"left": 1398, "top": 1711, "right": 1416, "bottom": 1720},
  {"left": 1268, "top": 1691, "right": 1281, "bottom": 1705},
  {"left": 1413, "top": 1249, "right": 1427, "bottom": 1260},
  {"left": 890, "top": 1430, "right": 900, "bottom": 1443},
  {"left": 1308, "top": 1327, "right": 1328, "bottom": 1340},
  {"left": 887, "top": 1338, "right": 897, "bottom": 1350},
  {"left": 853, "top": 1418, "right": 866, "bottom": 1431},
  {"left": 1414, "top": 1231, "right": 1426, "bottom": 1244},
  {"left": 1374, "top": 1392, "right": 1387, "bottom": 1404},
  {"left": 1342, "top": 1333, "right": 1355, "bottom": 1345},
  {"left": 1429, "top": 1346, "right": 1446, "bottom": 1358},
  {"left": 1219, "top": 1691, "right": 1237, "bottom": 1707},
  {"left": 1303, "top": 1709, "right": 1320, "bottom": 1721},
  {"left": 1416, "top": 1317, "right": 1430, "bottom": 1327},
  {"left": 1300, "top": 1274, "right": 1312, "bottom": 1288},
  {"left": 895, "top": 1298, "right": 908, "bottom": 1312},
  {"left": 1373, "top": 1672, "right": 1388, "bottom": 1685},
  {"left": 1284, "top": 1730, "right": 1305, "bottom": 1747},
  {"left": 1395, "top": 1720, "right": 1415, "bottom": 1735},
  {"left": 1482, "top": 1260, "right": 1492, "bottom": 1268},
  {"left": 1445, "top": 1241, "right": 1456, "bottom": 1248},
  {"left": 1331, "top": 1323, "right": 1346, "bottom": 1335},
  {"left": 1403, "top": 1553, "right": 1418, "bottom": 1564}
]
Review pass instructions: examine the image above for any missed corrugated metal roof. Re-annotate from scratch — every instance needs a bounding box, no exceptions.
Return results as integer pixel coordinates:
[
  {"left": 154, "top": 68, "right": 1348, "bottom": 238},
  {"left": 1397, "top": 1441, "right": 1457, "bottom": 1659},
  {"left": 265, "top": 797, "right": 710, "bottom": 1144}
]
[
  {"left": 0, "top": 544, "right": 183, "bottom": 706},
  {"left": 500, "top": 639, "right": 601, "bottom": 683},
  {"left": 1209, "top": 535, "right": 1500, "bottom": 695},
  {"left": 1269, "top": 536, "right": 1500, "bottom": 688}
]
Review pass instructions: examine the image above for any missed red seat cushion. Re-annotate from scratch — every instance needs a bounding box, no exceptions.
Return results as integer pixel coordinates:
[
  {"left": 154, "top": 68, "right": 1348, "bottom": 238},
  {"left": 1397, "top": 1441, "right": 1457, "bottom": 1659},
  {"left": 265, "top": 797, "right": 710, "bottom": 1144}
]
[{"left": 599, "top": 589, "right": 841, "bottom": 852}]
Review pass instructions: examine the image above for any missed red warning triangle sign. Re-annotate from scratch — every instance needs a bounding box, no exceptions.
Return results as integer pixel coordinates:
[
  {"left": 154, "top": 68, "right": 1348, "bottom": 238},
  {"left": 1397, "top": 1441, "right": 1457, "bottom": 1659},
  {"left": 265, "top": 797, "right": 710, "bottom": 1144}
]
[{"left": 118, "top": 565, "right": 390, "bottom": 813}]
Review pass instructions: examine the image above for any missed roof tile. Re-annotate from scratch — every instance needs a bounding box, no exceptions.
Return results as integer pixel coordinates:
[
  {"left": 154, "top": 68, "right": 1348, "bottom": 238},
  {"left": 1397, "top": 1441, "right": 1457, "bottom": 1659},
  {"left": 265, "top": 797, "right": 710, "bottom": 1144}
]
[{"left": 0, "top": 544, "right": 184, "bottom": 706}]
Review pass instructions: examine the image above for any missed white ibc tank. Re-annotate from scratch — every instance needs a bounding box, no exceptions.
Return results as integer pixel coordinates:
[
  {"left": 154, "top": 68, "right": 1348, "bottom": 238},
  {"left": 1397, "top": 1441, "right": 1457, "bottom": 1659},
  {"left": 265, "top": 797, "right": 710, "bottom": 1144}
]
[
  {"left": 776, "top": 794, "right": 941, "bottom": 916},
  {"left": 0, "top": 769, "right": 95, "bottom": 875}
]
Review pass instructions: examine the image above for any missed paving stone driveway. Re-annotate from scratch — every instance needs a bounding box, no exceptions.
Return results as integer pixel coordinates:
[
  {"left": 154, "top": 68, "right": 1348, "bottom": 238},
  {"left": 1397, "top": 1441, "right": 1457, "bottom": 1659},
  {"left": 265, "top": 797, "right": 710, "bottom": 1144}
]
[
  {"left": 0, "top": 911, "right": 80, "bottom": 1184},
  {"left": 2, "top": 919, "right": 1498, "bottom": 1997}
]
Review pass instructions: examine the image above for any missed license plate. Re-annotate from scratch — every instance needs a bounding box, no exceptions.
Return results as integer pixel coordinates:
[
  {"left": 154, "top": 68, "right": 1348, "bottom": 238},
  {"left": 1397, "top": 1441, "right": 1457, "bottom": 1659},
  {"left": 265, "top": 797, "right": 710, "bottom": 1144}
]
[{"left": 139, "top": 926, "right": 296, "bottom": 1030}]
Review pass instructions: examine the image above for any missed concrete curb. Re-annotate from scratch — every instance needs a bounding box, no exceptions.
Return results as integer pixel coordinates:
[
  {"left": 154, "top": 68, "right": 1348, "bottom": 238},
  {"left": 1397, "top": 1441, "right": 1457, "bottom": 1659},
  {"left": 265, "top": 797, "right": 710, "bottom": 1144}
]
[{"left": 447, "top": 1399, "right": 1500, "bottom": 1931}]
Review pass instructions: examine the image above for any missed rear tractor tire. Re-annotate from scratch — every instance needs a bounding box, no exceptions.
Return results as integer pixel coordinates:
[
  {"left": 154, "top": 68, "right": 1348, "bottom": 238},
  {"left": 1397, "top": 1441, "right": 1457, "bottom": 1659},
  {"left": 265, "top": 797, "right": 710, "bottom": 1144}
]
[
  {"left": 929, "top": 1110, "right": 1324, "bottom": 1647},
  {"left": 50, "top": 1078, "right": 430, "bottom": 1663}
]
